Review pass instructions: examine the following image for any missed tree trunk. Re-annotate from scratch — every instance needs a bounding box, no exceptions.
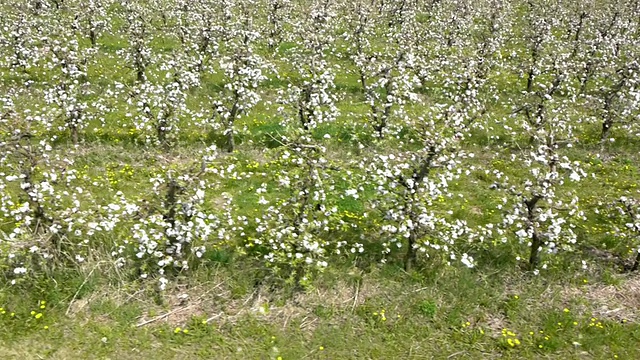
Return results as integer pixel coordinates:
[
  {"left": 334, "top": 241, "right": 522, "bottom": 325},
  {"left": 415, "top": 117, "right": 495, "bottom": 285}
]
[
  {"left": 631, "top": 251, "right": 640, "bottom": 272},
  {"left": 404, "top": 232, "right": 417, "bottom": 272},
  {"left": 600, "top": 94, "right": 615, "bottom": 143},
  {"left": 137, "top": 68, "right": 145, "bottom": 83},
  {"left": 601, "top": 118, "right": 614, "bottom": 143},
  {"left": 157, "top": 117, "right": 169, "bottom": 151},
  {"left": 359, "top": 70, "right": 367, "bottom": 95},
  {"left": 226, "top": 97, "right": 240, "bottom": 153},
  {"left": 225, "top": 127, "right": 235, "bottom": 153},
  {"left": 528, "top": 229, "right": 542, "bottom": 270},
  {"left": 71, "top": 124, "right": 78, "bottom": 145},
  {"left": 525, "top": 195, "right": 542, "bottom": 270}
]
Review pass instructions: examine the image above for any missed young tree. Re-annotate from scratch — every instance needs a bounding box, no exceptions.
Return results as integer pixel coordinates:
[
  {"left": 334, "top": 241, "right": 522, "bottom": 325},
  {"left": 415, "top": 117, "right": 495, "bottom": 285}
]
[
  {"left": 609, "top": 196, "right": 640, "bottom": 271},
  {"left": 277, "top": 0, "right": 340, "bottom": 132},
  {"left": 510, "top": 2, "right": 574, "bottom": 146},
  {"left": 130, "top": 80, "right": 187, "bottom": 149},
  {"left": 0, "top": 9, "right": 42, "bottom": 75},
  {"left": 71, "top": 0, "right": 111, "bottom": 47},
  {"left": 493, "top": 76, "right": 588, "bottom": 271},
  {"left": 341, "top": 0, "right": 420, "bottom": 138},
  {"left": 210, "top": 1, "right": 268, "bottom": 153},
  {"left": 44, "top": 37, "right": 97, "bottom": 144},
  {"left": 243, "top": 136, "right": 340, "bottom": 283},
  {"left": 0, "top": 96, "right": 95, "bottom": 280},
  {"left": 366, "top": 104, "right": 475, "bottom": 271},
  {"left": 264, "top": 0, "right": 291, "bottom": 51},
  {"left": 103, "top": 146, "right": 233, "bottom": 290},
  {"left": 119, "top": 2, "right": 154, "bottom": 84},
  {"left": 172, "top": 0, "right": 220, "bottom": 74}
]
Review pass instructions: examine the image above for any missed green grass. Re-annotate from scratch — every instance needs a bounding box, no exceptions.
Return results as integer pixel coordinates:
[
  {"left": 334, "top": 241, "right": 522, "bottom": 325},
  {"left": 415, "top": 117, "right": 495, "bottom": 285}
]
[
  {"left": 2, "top": 0, "right": 640, "bottom": 358},
  {"left": 1, "top": 264, "right": 639, "bottom": 359}
]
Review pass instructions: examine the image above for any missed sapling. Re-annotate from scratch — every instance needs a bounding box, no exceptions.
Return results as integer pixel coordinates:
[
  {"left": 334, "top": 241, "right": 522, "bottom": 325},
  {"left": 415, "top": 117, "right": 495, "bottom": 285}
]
[
  {"left": 172, "top": 0, "right": 219, "bottom": 74},
  {"left": 611, "top": 196, "right": 640, "bottom": 271},
  {"left": 130, "top": 71, "right": 188, "bottom": 149},
  {"left": 108, "top": 146, "right": 232, "bottom": 289},
  {"left": 0, "top": 11, "right": 40, "bottom": 75},
  {"left": 244, "top": 133, "right": 340, "bottom": 282},
  {"left": 265, "top": 0, "right": 291, "bottom": 51},
  {"left": 0, "top": 103, "right": 94, "bottom": 278},
  {"left": 569, "top": 2, "right": 622, "bottom": 96},
  {"left": 71, "top": 0, "right": 110, "bottom": 47},
  {"left": 120, "top": 2, "right": 154, "bottom": 84},
  {"left": 210, "top": 5, "right": 268, "bottom": 153},
  {"left": 596, "top": 62, "right": 640, "bottom": 142},
  {"left": 562, "top": 1, "right": 640, "bottom": 141},
  {"left": 494, "top": 75, "right": 587, "bottom": 270},
  {"left": 520, "top": 0, "right": 554, "bottom": 94},
  {"left": 278, "top": 1, "right": 340, "bottom": 132},
  {"left": 366, "top": 104, "right": 474, "bottom": 271},
  {"left": 44, "top": 37, "right": 95, "bottom": 144},
  {"left": 511, "top": 9, "right": 573, "bottom": 146},
  {"left": 341, "top": 0, "right": 419, "bottom": 138}
]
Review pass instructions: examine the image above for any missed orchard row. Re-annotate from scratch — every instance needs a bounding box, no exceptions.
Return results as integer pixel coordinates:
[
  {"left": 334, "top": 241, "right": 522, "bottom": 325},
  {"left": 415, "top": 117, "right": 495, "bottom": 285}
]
[{"left": 0, "top": 0, "right": 639, "bottom": 289}]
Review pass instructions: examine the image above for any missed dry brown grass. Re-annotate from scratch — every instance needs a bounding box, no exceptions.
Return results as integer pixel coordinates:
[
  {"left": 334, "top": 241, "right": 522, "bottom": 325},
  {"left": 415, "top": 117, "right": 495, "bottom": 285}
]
[
  {"left": 67, "top": 269, "right": 391, "bottom": 333},
  {"left": 561, "top": 274, "right": 640, "bottom": 322}
]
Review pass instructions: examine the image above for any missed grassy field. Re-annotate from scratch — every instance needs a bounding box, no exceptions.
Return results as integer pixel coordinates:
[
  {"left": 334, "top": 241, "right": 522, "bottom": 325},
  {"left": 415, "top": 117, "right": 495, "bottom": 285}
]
[
  {"left": 1, "top": 0, "right": 640, "bottom": 358},
  {"left": 2, "top": 264, "right": 640, "bottom": 358}
]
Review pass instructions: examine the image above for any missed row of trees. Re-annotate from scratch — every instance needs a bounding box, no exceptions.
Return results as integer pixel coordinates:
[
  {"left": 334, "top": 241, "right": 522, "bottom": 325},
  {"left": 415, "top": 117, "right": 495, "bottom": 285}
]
[
  {"left": 0, "top": 0, "right": 639, "bottom": 289},
  {"left": 2, "top": 0, "right": 638, "bottom": 146}
]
